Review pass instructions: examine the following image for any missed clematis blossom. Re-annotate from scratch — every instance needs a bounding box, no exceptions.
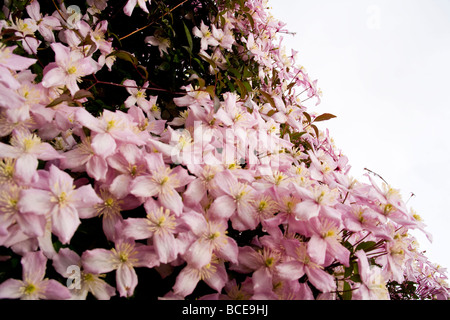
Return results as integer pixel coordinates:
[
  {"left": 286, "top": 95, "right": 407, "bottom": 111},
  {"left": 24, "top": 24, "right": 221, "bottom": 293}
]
[
  {"left": 42, "top": 43, "right": 99, "bottom": 95},
  {"left": 0, "top": 251, "right": 71, "bottom": 300},
  {"left": 82, "top": 238, "right": 158, "bottom": 297},
  {"left": 18, "top": 165, "right": 102, "bottom": 244}
]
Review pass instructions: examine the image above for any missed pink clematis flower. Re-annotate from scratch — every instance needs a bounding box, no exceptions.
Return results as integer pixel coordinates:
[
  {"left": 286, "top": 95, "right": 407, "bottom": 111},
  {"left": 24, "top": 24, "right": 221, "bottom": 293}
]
[
  {"left": 130, "top": 153, "right": 194, "bottom": 216},
  {"left": 123, "top": 79, "right": 152, "bottom": 112},
  {"left": 193, "top": 21, "right": 219, "bottom": 51},
  {"left": 82, "top": 238, "right": 158, "bottom": 297},
  {"left": 208, "top": 169, "right": 258, "bottom": 231},
  {"left": 0, "top": 45, "right": 36, "bottom": 90},
  {"left": 41, "top": 43, "right": 99, "bottom": 95},
  {"left": 52, "top": 247, "right": 116, "bottom": 300},
  {"left": 60, "top": 135, "right": 109, "bottom": 182},
  {"left": 181, "top": 210, "right": 238, "bottom": 269},
  {"left": 172, "top": 258, "right": 227, "bottom": 298},
  {"left": 123, "top": 200, "right": 180, "bottom": 264},
  {"left": 18, "top": 164, "right": 102, "bottom": 244},
  {"left": 306, "top": 217, "right": 350, "bottom": 267},
  {"left": 276, "top": 240, "right": 337, "bottom": 293},
  {"left": 0, "top": 129, "right": 63, "bottom": 183},
  {"left": 124, "top": 0, "right": 151, "bottom": 16},
  {"left": 75, "top": 108, "right": 146, "bottom": 158},
  {"left": 0, "top": 251, "right": 71, "bottom": 300},
  {"left": 354, "top": 250, "right": 390, "bottom": 300}
]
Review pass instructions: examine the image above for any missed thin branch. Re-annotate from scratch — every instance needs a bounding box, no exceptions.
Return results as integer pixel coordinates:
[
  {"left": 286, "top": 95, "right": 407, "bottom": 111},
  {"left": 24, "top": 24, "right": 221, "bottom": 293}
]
[{"left": 119, "top": 0, "right": 189, "bottom": 41}]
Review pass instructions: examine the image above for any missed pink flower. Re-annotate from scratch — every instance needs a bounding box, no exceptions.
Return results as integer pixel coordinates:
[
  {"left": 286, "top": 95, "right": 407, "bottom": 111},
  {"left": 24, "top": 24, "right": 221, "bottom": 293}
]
[
  {"left": 193, "top": 21, "right": 219, "bottom": 51},
  {"left": 123, "top": 79, "right": 152, "bottom": 112},
  {"left": 82, "top": 238, "right": 158, "bottom": 297},
  {"left": 172, "top": 258, "right": 227, "bottom": 298},
  {"left": 60, "top": 135, "right": 109, "bottom": 182},
  {"left": 354, "top": 250, "right": 390, "bottom": 300},
  {"left": 276, "top": 240, "right": 337, "bottom": 293},
  {"left": 41, "top": 43, "right": 99, "bottom": 95},
  {"left": 0, "top": 251, "right": 71, "bottom": 300},
  {"left": 0, "top": 129, "right": 63, "bottom": 183},
  {"left": 208, "top": 169, "right": 258, "bottom": 231},
  {"left": 52, "top": 248, "right": 116, "bottom": 300},
  {"left": 0, "top": 45, "right": 36, "bottom": 90},
  {"left": 181, "top": 210, "right": 238, "bottom": 269},
  {"left": 124, "top": 0, "right": 151, "bottom": 16},
  {"left": 75, "top": 108, "right": 146, "bottom": 157},
  {"left": 18, "top": 164, "right": 102, "bottom": 244},
  {"left": 123, "top": 201, "right": 180, "bottom": 264},
  {"left": 130, "top": 153, "right": 194, "bottom": 216},
  {"left": 306, "top": 217, "right": 350, "bottom": 267}
]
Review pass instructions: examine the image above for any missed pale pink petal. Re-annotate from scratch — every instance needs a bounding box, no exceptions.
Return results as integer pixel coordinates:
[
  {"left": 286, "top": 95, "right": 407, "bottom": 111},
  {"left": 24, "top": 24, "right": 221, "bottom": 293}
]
[
  {"left": 50, "top": 43, "right": 70, "bottom": 67},
  {"left": 116, "top": 264, "right": 137, "bottom": 297},
  {"left": 307, "top": 235, "right": 327, "bottom": 266},
  {"left": 0, "top": 142, "right": 19, "bottom": 158},
  {"left": 16, "top": 211, "right": 46, "bottom": 237},
  {"left": 355, "top": 250, "right": 370, "bottom": 284},
  {"left": 305, "top": 266, "right": 336, "bottom": 293},
  {"left": 173, "top": 265, "right": 199, "bottom": 297},
  {"left": 42, "top": 279, "right": 71, "bottom": 300},
  {"left": 134, "top": 245, "right": 159, "bottom": 268},
  {"left": 204, "top": 264, "right": 227, "bottom": 293},
  {"left": 18, "top": 189, "right": 52, "bottom": 215},
  {"left": 123, "top": 0, "right": 137, "bottom": 16},
  {"left": 22, "top": 251, "right": 46, "bottom": 283},
  {"left": 158, "top": 188, "right": 183, "bottom": 216},
  {"left": 72, "top": 184, "right": 102, "bottom": 208},
  {"left": 185, "top": 239, "right": 213, "bottom": 269},
  {"left": 180, "top": 210, "right": 208, "bottom": 237},
  {"left": 209, "top": 195, "right": 236, "bottom": 219},
  {"left": 130, "top": 176, "right": 159, "bottom": 198},
  {"left": 122, "top": 218, "right": 153, "bottom": 240},
  {"left": 237, "top": 246, "right": 263, "bottom": 271},
  {"left": 216, "top": 237, "right": 238, "bottom": 264},
  {"left": 294, "top": 200, "right": 320, "bottom": 221},
  {"left": 213, "top": 169, "right": 237, "bottom": 196},
  {"left": 41, "top": 67, "right": 66, "bottom": 88},
  {"left": 327, "top": 239, "right": 350, "bottom": 267},
  {"left": 15, "top": 154, "right": 38, "bottom": 184},
  {"left": 0, "top": 279, "right": 24, "bottom": 299},
  {"left": 91, "top": 133, "right": 116, "bottom": 158},
  {"left": 236, "top": 202, "right": 258, "bottom": 230},
  {"left": 183, "top": 179, "right": 207, "bottom": 207},
  {"left": 51, "top": 205, "right": 80, "bottom": 244},
  {"left": 75, "top": 108, "right": 103, "bottom": 132},
  {"left": 154, "top": 232, "right": 178, "bottom": 264},
  {"left": 276, "top": 261, "right": 305, "bottom": 280},
  {"left": 82, "top": 249, "right": 115, "bottom": 274},
  {"left": 86, "top": 155, "right": 108, "bottom": 181},
  {"left": 110, "top": 174, "right": 133, "bottom": 199},
  {"left": 52, "top": 248, "right": 81, "bottom": 277}
]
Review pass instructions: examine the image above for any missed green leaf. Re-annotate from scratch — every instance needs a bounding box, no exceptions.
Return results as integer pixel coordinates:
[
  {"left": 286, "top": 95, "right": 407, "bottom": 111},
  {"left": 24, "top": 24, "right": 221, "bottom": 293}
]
[
  {"left": 313, "top": 113, "right": 337, "bottom": 122},
  {"left": 45, "top": 94, "right": 72, "bottom": 108},
  {"left": 73, "top": 89, "right": 94, "bottom": 100},
  {"left": 259, "top": 90, "right": 276, "bottom": 109},
  {"left": 355, "top": 241, "right": 377, "bottom": 252},
  {"left": 108, "top": 50, "right": 138, "bottom": 65},
  {"left": 342, "top": 281, "right": 352, "bottom": 300},
  {"left": 183, "top": 22, "right": 193, "bottom": 52},
  {"left": 311, "top": 124, "right": 320, "bottom": 138},
  {"left": 303, "top": 111, "right": 312, "bottom": 124}
]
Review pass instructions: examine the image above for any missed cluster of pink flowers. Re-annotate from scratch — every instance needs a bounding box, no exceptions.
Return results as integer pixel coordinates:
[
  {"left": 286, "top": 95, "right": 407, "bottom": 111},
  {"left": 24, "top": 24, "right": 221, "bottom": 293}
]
[{"left": 0, "top": 0, "right": 448, "bottom": 300}]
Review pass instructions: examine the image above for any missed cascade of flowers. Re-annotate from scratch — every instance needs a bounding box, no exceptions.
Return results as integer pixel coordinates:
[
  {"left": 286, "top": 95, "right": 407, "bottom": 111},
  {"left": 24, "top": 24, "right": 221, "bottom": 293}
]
[{"left": 0, "top": 0, "right": 448, "bottom": 300}]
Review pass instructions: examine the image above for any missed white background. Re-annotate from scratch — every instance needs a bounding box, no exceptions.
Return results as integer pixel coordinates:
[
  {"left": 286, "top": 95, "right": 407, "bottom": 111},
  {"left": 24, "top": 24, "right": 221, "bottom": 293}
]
[{"left": 269, "top": 0, "right": 450, "bottom": 272}]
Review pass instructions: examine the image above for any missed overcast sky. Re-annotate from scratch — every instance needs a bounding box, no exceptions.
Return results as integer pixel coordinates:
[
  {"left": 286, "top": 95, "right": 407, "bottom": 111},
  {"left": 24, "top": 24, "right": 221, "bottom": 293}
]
[{"left": 269, "top": 0, "right": 450, "bottom": 272}]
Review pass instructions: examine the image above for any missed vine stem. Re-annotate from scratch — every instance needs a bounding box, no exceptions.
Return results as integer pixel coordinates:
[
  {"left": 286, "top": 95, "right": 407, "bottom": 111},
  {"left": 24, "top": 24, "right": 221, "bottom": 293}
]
[
  {"left": 84, "top": 78, "right": 185, "bottom": 95},
  {"left": 119, "top": 0, "right": 189, "bottom": 41}
]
